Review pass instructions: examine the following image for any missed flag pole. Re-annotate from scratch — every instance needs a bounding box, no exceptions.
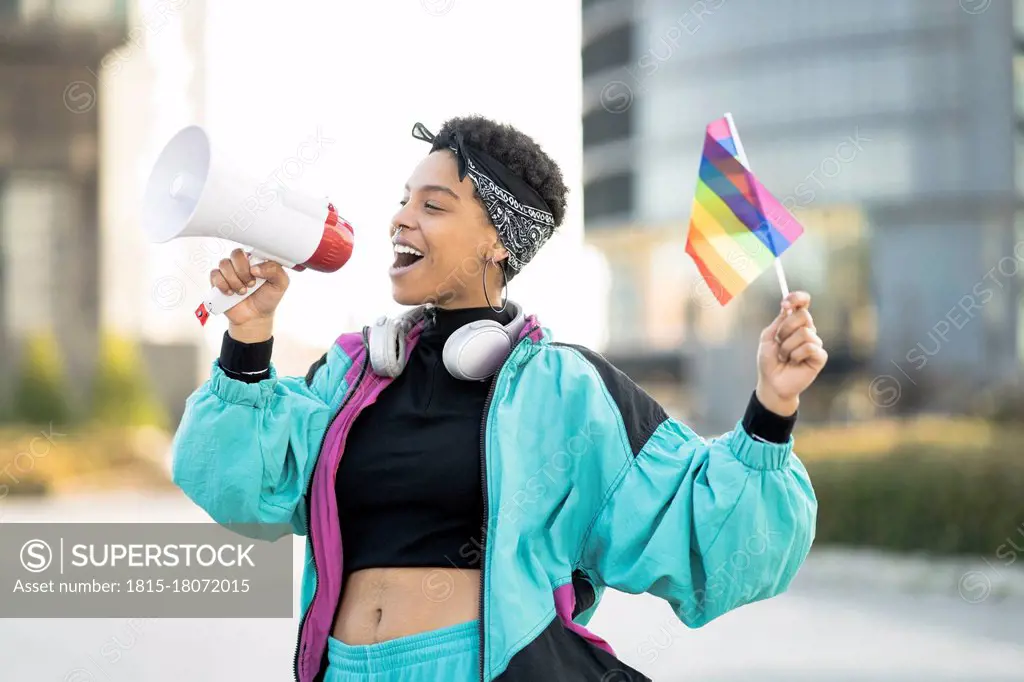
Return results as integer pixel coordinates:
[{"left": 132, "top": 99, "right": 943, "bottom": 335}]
[{"left": 722, "top": 112, "right": 790, "bottom": 299}]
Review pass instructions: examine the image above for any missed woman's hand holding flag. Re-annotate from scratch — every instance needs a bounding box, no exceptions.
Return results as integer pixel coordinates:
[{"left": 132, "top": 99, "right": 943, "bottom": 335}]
[{"left": 755, "top": 291, "right": 827, "bottom": 416}]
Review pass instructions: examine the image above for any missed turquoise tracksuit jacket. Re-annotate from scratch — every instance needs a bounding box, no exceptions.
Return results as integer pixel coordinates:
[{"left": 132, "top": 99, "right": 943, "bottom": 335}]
[{"left": 171, "top": 312, "right": 817, "bottom": 681}]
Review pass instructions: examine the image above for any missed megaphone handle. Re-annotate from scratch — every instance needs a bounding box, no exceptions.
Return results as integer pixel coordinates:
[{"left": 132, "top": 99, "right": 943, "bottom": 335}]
[{"left": 194, "top": 256, "right": 268, "bottom": 326}]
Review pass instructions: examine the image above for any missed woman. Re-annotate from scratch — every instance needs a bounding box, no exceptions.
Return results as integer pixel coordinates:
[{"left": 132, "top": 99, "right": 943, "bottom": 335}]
[{"left": 172, "top": 116, "right": 825, "bottom": 682}]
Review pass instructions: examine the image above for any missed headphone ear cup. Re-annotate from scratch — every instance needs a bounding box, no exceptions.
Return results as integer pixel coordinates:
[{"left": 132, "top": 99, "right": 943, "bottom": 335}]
[
  {"left": 443, "top": 321, "right": 513, "bottom": 381},
  {"left": 369, "top": 316, "right": 407, "bottom": 377}
]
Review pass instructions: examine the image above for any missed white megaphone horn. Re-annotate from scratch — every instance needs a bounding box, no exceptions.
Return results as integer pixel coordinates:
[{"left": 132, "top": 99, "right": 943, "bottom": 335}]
[{"left": 141, "top": 125, "right": 354, "bottom": 325}]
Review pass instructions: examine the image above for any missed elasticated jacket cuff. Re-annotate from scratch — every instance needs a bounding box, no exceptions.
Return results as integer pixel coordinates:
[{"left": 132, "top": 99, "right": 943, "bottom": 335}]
[
  {"left": 726, "top": 419, "right": 794, "bottom": 471},
  {"left": 207, "top": 359, "right": 279, "bottom": 408}
]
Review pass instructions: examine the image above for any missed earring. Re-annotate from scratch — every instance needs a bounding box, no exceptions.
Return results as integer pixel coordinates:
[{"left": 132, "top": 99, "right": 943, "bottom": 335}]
[{"left": 482, "top": 258, "right": 508, "bottom": 314}]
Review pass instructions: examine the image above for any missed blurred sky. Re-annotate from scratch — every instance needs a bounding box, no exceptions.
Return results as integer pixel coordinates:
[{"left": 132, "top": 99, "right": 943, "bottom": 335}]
[{"left": 137, "top": 0, "right": 607, "bottom": 356}]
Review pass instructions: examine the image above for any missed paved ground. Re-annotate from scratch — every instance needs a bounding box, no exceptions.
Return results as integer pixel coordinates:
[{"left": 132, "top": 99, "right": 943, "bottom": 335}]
[{"left": 2, "top": 492, "right": 1022, "bottom": 681}]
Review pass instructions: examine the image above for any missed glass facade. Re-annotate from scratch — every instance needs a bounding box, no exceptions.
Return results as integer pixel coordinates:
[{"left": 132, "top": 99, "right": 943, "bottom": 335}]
[
  {"left": 0, "top": 174, "right": 69, "bottom": 333},
  {"left": 0, "top": 0, "right": 127, "bottom": 25},
  {"left": 608, "top": 261, "right": 643, "bottom": 348},
  {"left": 583, "top": 106, "right": 633, "bottom": 148},
  {"left": 583, "top": 171, "right": 633, "bottom": 222},
  {"left": 639, "top": 129, "right": 917, "bottom": 223},
  {"left": 581, "top": 23, "right": 632, "bottom": 78},
  {"left": 640, "top": 0, "right": 961, "bottom": 54},
  {"left": 641, "top": 47, "right": 962, "bottom": 136},
  {"left": 1017, "top": 6, "right": 1024, "bottom": 205},
  {"left": 634, "top": 1, "right": 970, "bottom": 224},
  {"left": 583, "top": 0, "right": 1022, "bottom": 399}
]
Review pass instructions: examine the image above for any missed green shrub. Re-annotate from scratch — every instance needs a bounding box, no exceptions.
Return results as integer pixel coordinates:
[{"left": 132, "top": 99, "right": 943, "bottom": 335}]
[
  {"left": 11, "top": 332, "right": 72, "bottom": 425},
  {"left": 0, "top": 423, "right": 174, "bottom": 496},
  {"left": 801, "top": 425, "right": 1024, "bottom": 556},
  {"left": 90, "top": 334, "right": 168, "bottom": 429}
]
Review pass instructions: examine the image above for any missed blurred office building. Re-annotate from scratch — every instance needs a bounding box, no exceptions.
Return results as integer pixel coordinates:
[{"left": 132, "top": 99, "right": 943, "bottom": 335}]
[
  {"left": 0, "top": 0, "right": 206, "bottom": 426},
  {"left": 582, "top": 0, "right": 1024, "bottom": 430}
]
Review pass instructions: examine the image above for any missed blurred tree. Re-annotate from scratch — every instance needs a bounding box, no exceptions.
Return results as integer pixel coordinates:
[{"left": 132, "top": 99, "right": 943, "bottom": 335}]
[
  {"left": 10, "top": 332, "right": 72, "bottom": 425},
  {"left": 90, "top": 333, "right": 168, "bottom": 429}
]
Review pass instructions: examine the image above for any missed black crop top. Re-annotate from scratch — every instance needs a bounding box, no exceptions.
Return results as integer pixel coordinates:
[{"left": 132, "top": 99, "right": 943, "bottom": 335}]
[
  {"left": 217, "top": 308, "right": 796, "bottom": 580},
  {"left": 336, "top": 306, "right": 511, "bottom": 577}
]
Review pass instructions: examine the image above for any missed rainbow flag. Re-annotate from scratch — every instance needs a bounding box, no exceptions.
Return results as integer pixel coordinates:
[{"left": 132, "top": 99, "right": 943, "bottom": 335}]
[{"left": 685, "top": 116, "right": 803, "bottom": 305}]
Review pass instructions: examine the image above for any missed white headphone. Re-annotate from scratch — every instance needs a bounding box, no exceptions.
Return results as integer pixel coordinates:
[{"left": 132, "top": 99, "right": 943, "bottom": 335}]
[{"left": 368, "top": 300, "right": 527, "bottom": 381}]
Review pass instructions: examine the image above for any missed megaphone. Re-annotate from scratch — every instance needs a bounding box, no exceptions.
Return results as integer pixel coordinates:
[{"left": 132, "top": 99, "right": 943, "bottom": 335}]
[{"left": 141, "top": 125, "right": 354, "bottom": 325}]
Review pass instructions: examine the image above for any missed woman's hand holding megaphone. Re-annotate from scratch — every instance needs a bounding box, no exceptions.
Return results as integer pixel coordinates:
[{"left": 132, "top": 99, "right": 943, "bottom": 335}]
[{"left": 212, "top": 248, "right": 290, "bottom": 343}]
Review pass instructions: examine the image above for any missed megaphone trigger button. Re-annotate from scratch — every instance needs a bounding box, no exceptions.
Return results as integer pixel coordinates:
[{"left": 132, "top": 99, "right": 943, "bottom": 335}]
[{"left": 194, "top": 303, "right": 210, "bottom": 326}]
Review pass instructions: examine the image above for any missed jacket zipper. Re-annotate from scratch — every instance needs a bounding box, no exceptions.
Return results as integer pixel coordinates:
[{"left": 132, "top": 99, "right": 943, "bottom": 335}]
[
  {"left": 293, "top": 327, "right": 371, "bottom": 682},
  {"left": 478, "top": 326, "right": 538, "bottom": 682},
  {"left": 477, "top": 373, "right": 497, "bottom": 682}
]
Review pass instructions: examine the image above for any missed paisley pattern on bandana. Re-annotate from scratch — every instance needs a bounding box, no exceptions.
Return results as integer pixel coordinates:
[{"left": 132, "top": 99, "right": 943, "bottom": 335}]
[
  {"left": 456, "top": 150, "right": 555, "bottom": 273},
  {"left": 410, "top": 121, "right": 555, "bottom": 274}
]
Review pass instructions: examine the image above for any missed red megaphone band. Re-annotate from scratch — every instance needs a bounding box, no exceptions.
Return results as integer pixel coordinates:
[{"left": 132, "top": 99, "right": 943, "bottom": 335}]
[{"left": 293, "top": 203, "right": 355, "bottom": 273}]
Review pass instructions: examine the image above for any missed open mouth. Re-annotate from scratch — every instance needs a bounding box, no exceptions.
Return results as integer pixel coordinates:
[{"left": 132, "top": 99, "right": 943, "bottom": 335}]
[{"left": 391, "top": 243, "right": 425, "bottom": 273}]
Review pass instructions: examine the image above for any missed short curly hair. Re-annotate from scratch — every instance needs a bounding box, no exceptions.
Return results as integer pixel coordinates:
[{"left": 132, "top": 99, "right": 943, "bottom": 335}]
[{"left": 429, "top": 115, "right": 568, "bottom": 277}]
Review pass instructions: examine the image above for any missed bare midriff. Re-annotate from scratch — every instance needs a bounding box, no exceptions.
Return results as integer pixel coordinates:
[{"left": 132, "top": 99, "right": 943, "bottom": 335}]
[{"left": 331, "top": 567, "right": 481, "bottom": 645}]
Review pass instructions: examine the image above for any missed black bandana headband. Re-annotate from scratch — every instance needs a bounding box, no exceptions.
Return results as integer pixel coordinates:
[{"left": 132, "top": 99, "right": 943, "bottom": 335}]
[{"left": 411, "top": 122, "right": 556, "bottom": 274}]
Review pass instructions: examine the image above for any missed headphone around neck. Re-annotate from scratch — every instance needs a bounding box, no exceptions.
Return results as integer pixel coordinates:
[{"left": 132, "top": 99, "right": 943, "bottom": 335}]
[{"left": 368, "top": 301, "right": 527, "bottom": 381}]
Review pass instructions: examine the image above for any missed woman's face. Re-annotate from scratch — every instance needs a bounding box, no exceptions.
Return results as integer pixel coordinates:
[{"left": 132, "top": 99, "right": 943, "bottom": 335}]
[{"left": 390, "top": 150, "right": 503, "bottom": 307}]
